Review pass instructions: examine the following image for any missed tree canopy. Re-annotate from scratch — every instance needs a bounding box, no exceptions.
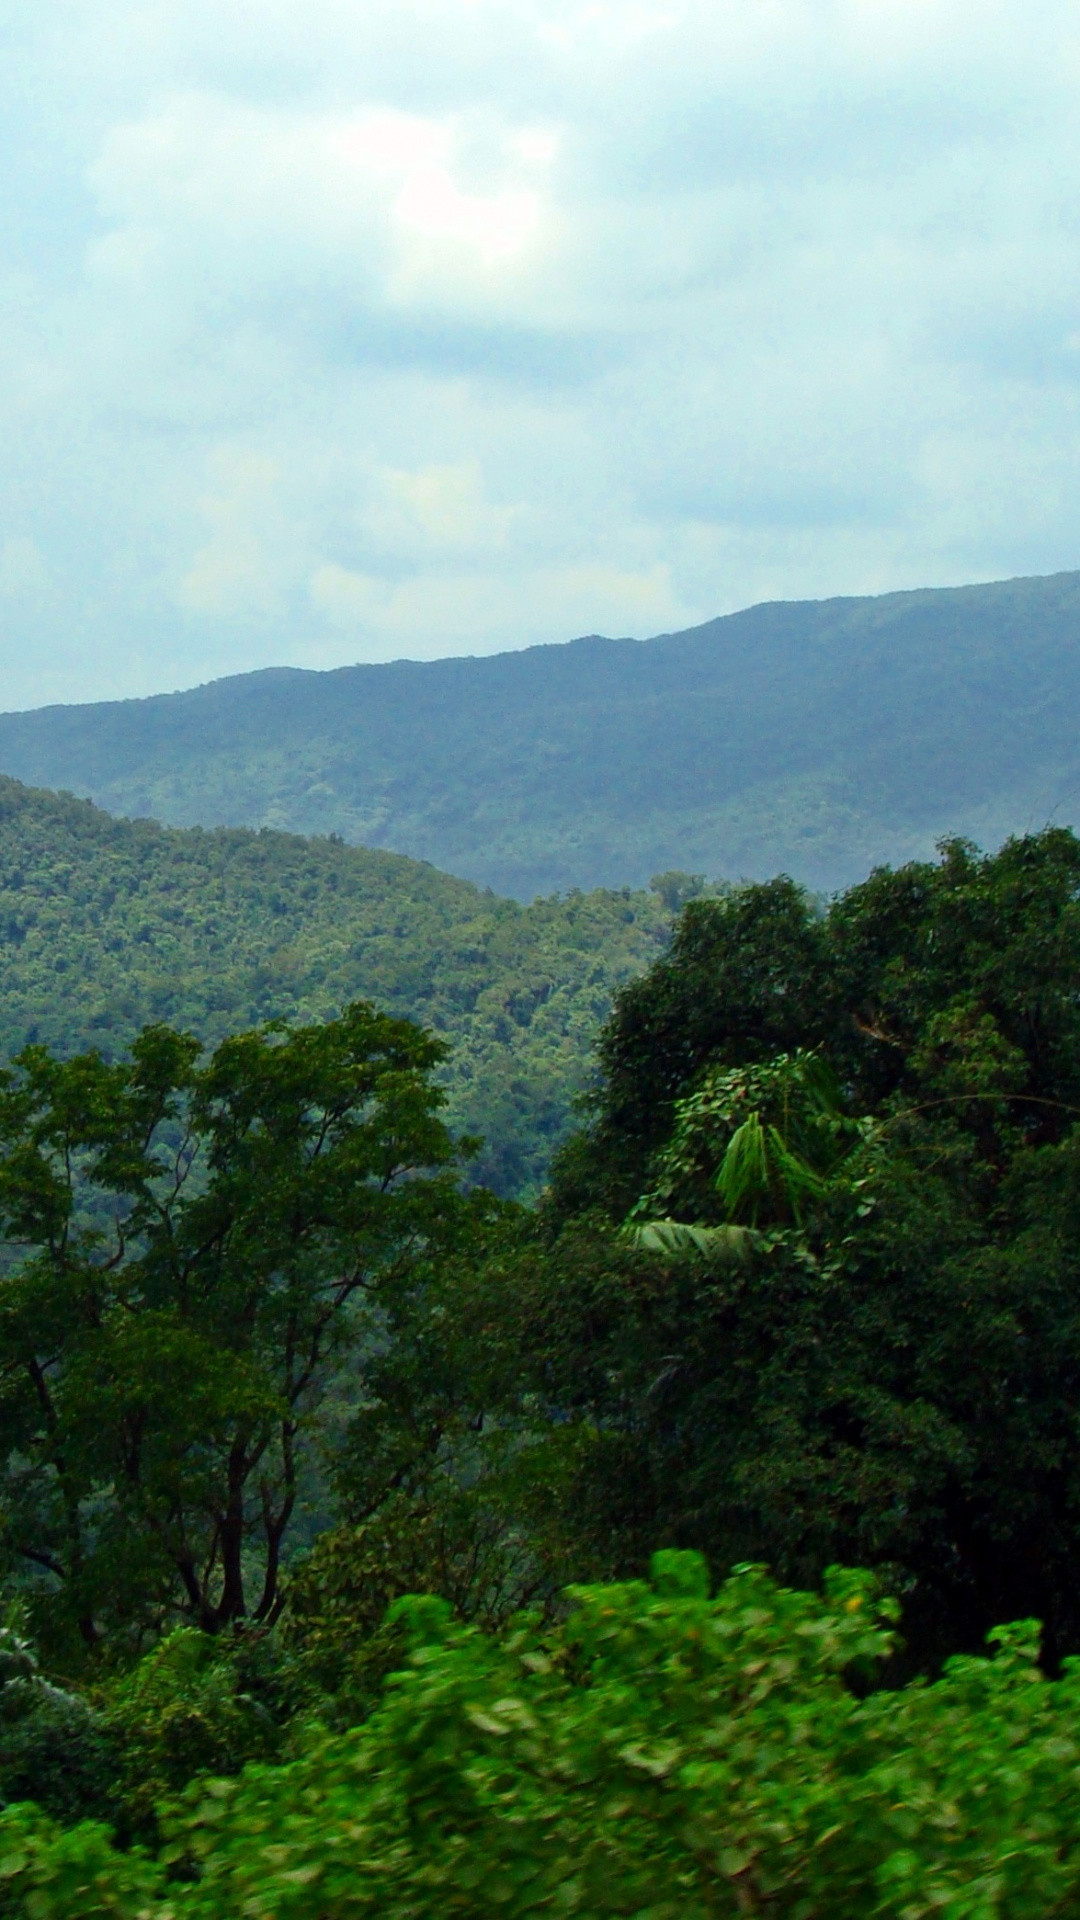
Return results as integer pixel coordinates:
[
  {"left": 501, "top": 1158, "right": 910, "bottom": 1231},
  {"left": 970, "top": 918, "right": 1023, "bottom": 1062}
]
[
  {"left": 4, "top": 831, "right": 1080, "bottom": 1913},
  {"left": 0, "top": 1001, "right": 494, "bottom": 1651},
  {"left": 538, "top": 831, "right": 1080, "bottom": 1662},
  {"left": 0, "top": 777, "right": 672, "bottom": 1197}
]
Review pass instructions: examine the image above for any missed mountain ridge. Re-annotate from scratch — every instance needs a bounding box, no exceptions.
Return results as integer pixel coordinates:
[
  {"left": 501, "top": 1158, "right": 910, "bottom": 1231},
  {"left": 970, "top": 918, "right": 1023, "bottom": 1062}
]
[{"left": 2, "top": 568, "right": 1079, "bottom": 897}]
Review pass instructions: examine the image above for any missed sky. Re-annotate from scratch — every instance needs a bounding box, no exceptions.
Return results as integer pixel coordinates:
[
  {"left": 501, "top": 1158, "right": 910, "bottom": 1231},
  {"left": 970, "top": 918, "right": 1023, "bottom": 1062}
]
[{"left": 3, "top": 0, "right": 1080, "bottom": 709}]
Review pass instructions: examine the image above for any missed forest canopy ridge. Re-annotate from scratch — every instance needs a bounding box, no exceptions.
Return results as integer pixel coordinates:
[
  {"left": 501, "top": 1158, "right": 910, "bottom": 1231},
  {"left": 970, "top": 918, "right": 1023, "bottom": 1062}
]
[{"left": 0, "top": 775, "right": 673, "bottom": 1196}]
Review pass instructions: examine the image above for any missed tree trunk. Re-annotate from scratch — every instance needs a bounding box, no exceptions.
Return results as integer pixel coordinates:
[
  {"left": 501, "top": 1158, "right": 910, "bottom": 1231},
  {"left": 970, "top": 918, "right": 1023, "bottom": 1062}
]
[{"left": 210, "top": 1436, "right": 250, "bottom": 1628}]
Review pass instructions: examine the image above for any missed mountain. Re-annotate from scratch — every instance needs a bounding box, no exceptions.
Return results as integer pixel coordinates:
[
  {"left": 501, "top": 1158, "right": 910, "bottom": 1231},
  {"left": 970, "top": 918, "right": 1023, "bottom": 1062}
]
[
  {"left": 1, "top": 570, "right": 1079, "bottom": 898},
  {"left": 0, "top": 778, "right": 671, "bottom": 1196}
]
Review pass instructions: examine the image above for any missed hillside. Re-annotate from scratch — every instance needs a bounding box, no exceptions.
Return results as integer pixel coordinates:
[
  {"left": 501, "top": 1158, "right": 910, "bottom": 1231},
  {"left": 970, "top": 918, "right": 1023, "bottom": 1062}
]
[
  {"left": 1, "top": 571, "right": 1079, "bottom": 897},
  {"left": 0, "top": 779, "right": 671, "bottom": 1194}
]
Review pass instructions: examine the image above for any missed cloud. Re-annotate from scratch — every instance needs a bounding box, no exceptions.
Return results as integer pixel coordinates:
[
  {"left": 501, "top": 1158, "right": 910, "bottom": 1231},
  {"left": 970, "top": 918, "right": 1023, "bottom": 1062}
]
[
  {"left": 308, "top": 555, "right": 695, "bottom": 650},
  {"left": 2, "top": 0, "right": 1080, "bottom": 704},
  {"left": 84, "top": 94, "right": 558, "bottom": 329},
  {"left": 368, "top": 460, "right": 521, "bottom": 554},
  {"left": 179, "top": 450, "right": 288, "bottom": 618}
]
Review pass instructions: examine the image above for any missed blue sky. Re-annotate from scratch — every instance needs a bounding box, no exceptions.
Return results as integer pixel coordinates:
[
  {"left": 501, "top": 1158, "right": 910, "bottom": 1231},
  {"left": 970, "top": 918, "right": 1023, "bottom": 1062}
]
[{"left": 2, "top": 0, "right": 1080, "bottom": 707}]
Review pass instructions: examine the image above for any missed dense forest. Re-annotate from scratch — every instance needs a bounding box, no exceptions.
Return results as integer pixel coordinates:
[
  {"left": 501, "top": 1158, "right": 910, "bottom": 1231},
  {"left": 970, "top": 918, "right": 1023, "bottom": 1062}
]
[
  {"left": 4, "top": 826, "right": 1080, "bottom": 1912},
  {"left": 0, "top": 777, "right": 674, "bottom": 1195},
  {"left": 2, "top": 570, "right": 1080, "bottom": 895}
]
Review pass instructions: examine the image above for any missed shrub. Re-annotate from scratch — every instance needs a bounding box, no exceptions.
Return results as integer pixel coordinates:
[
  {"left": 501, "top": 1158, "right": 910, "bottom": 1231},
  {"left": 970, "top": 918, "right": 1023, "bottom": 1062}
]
[{"left": 6, "top": 1553, "right": 1080, "bottom": 1917}]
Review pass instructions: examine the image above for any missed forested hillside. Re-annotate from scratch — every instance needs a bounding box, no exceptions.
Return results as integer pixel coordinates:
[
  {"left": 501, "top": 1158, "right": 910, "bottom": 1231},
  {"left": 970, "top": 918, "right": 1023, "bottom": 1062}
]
[
  {"left": 2, "top": 569, "right": 1080, "bottom": 896},
  {"left": 0, "top": 778, "right": 671, "bottom": 1194},
  {"left": 5, "top": 831, "right": 1080, "bottom": 1917}
]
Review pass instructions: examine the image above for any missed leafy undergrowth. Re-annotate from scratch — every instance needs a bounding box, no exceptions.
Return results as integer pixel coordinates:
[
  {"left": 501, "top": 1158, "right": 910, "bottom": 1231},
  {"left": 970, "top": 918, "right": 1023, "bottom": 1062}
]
[{"left": 2, "top": 1554, "right": 1079, "bottom": 1919}]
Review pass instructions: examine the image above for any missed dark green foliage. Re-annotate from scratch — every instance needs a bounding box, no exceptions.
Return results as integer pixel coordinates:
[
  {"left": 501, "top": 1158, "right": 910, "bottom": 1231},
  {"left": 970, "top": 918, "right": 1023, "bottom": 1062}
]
[
  {"left": 537, "top": 831, "right": 1080, "bottom": 1663},
  {"left": 2, "top": 571, "right": 1080, "bottom": 898},
  {"left": 99, "top": 1626, "right": 300, "bottom": 1840},
  {"left": 0, "top": 1000, "right": 489, "bottom": 1648},
  {"left": 0, "top": 1624, "right": 116, "bottom": 1827},
  {"left": 0, "top": 778, "right": 670, "bottom": 1197},
  {"left": 549, "top": 875, "right": 831, "bottom": 1217},
  {"left": 633, "top": 1049, "right": 860, "bottom": 1228},
  {"left": 282, "top": 1491, "right": 530, "bottom": 1723},
  {"left": 560, "top": 828, "right": 1080, "bottom": 1214}
]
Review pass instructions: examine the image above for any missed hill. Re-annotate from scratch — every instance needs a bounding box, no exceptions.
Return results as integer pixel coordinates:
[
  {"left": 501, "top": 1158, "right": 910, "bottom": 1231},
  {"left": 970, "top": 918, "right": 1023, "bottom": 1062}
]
[
  {"left": 0, "top": 779, "right": 671, "bottom": 1195},
  {"left": 1, "top": 571, "right": 1079, "bottom": 897}
]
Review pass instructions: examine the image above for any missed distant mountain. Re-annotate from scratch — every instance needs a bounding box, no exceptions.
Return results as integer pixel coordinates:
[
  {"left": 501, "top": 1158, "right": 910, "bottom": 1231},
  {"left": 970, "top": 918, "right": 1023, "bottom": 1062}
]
[
  {"left": 2, "top": 571, "right": 1079, "bottom": 898},
  {"left": 0, "top": 779, "right": 670, "bottom": 1196}
]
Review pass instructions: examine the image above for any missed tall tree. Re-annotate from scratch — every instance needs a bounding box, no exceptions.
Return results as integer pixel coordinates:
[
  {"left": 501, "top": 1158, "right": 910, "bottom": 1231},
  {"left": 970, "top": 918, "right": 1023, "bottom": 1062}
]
[
  {"left": 536, "top": 833, "right": 1080, "bottom": 1665},
  {"left": 0, "top": 1003, "right": 486, "bottom": 1648}
]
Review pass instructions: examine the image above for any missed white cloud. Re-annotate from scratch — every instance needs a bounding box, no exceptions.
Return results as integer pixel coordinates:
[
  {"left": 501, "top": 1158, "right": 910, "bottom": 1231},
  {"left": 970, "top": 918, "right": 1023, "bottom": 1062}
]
[
  {"left": 309, "top": 563, "right": 387, "bottom": 628},
  {"left": 309, "top": 554, "right": 695, "bottom": 650},
  {"left": 1, "top": 0, "right": 1080, "bottom": 704},
  {"left": 84, "top": 95, "right": 558, "bottom": 325},
  {"left": 369, "top": 460, "right": 521, "bottom": 554},
  {"left": 179, "top": 450, "right": 293, "bottom": 618}
]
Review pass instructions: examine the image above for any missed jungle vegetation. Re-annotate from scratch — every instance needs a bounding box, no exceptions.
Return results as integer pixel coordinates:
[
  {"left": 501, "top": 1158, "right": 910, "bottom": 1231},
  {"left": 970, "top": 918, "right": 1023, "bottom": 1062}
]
[
  {"left": 0, "top": 776, "right": 673, "bottom": 1196},
  {"left": 3, "top": 827, "right": 1080, "bottom": 1914}
]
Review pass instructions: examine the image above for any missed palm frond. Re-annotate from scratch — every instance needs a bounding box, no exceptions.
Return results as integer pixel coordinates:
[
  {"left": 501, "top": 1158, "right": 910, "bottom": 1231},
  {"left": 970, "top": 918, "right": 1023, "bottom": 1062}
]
[{"left": 624, "top": 1218, "right": 755, "bottom": 1263}]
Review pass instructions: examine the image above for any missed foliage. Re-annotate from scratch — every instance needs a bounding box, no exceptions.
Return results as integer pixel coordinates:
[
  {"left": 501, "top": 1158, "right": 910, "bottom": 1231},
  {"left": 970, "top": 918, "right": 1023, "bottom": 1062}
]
[
  {"left": 0, "top": 778, "right": 671, "bottom": 1199},
  {"left": 632, "top": 1049, "right": 862, "bottom": 1228},
  {"left": 554, "top": 827, "right": 1080, "bottom": 1213},
  {"left": 536, "top": 832, "right": 1080, "bottom": 1663},
  {"left": 0, "top": 1620, "right": 115, "bottom": 1827},
  {"left": 99, "top": 1626, "right": 298, "bottom": 1840},
  {"left": 288, "top": 1211, "right": 616, "bottom": 1719},
  {"left": 548, "top": 875, "right": 830, "bottom": 1219},
  {"left": 12, "top": 1555, "right": 1080, "bottom": 1917},
  {"left": 0, "top": 1000, "right": 491, "bottom": 1649},
  {"left": 282, "top": 1489, "right": 530, "bottom": 1724},
  {"left": 8, "top": 827, "right": 1080, "bottom": 1910},
  {"left": 623, "top": 1217, "right": 754, "bottom": 1262}
]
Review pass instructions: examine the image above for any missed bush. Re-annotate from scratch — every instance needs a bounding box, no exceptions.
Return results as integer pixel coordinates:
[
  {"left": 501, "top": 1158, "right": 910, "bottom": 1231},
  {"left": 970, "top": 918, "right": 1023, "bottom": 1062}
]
[
  {"left": 7, "top": 1554, "right": 1080, "bottom": 1916},
  {"left": 0, "top": 1625, "right": 116, "bottom": 1830},
  {"left": 100, "top": 1627, "right": 294, "bottom": 1840}
]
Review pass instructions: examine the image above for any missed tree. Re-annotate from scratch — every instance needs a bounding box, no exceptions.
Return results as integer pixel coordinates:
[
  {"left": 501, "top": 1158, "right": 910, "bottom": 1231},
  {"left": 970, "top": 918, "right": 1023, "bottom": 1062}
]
[
  {"left": 548, "top": 875, "right": 832, "bottom": 1220},
  {"left": 630, "top": 1048, "right": 861, "bottom": 1230},
  {"left": 534, "top": 834, "right": 1080, "bottom": 1664},
  {"left": 0, "top": 1003, "right": 488, "bottom": 1649},
  {"left": 552, "top": 831, "right": 1080, "bottom": 1221}
]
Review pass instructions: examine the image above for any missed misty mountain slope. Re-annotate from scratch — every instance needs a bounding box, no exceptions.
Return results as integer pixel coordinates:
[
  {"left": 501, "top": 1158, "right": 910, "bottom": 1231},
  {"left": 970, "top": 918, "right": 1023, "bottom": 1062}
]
[{"left": 1, "top": 570, "right": 1079, "bottom": 896}]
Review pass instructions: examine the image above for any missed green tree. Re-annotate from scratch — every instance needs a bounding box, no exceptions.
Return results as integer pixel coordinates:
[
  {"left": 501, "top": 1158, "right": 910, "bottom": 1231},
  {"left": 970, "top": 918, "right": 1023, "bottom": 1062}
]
[
  {"left": 549, "top": 874, "right": 831, "bottom": 1221},
  {"left": 553, "top": 831, "right": 1080, "bottom": 1220},
  {"left": 0, "top": 1003, "right": 487, "bottom": 1649},
  {"left": 631, "top": 1048, "right": 861, "bottom": 1230},
  {"left": 535, "top": 833, "right": 1080, "bottom": 1663}
]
